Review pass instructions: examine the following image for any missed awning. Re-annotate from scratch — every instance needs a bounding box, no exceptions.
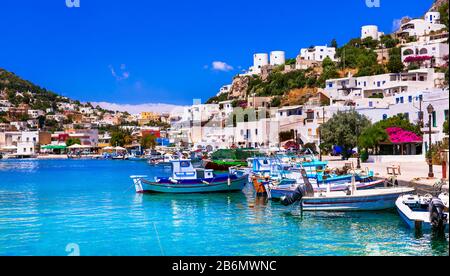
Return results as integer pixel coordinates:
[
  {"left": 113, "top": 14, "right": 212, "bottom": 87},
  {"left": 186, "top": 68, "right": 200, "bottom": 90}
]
[
  {"left": 41, "top": 145, "right": 67, "bottom": 150},
  {"left": 0, "top": 146, "right": 17, "bottom": 151},
  {"left": 67, "top": 144, "right": 92, "bottom": 149}
]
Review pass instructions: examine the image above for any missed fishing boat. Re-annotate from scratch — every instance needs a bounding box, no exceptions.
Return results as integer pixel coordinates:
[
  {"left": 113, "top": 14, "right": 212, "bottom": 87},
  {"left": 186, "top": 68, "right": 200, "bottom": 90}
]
[
  {"left": 249, "top": 157, "right": 379, "bottom": 198},
  {"left": 266, "top": 177, "right": 386, "bottom": 200},
  {"left": 396, "top": 193, "right": 449, "bottom": 232},
  {"left": 131, "top": 159, "right": 248, "bottom": 194},
  {"left": 280, "top": 170, "right": 415, "bottom": 211}
]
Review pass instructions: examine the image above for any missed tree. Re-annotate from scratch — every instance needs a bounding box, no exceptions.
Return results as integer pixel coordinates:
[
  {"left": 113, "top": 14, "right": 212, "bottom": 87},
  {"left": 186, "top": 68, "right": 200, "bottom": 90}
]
[
  {"left": 330, "top": 38, "right": 338, "bottom": 49},
  {"left": 380, "top": 35, "right": 399, "bottom": 49},
  {"left": 140, "top": 134, "right": 157, "bottom": 150},
  {"left": 318, "top": 57, "right": 339, "bottom": 87},
  {"left": 319, "top": 110, "right": 372, "bottom": 159},
  {"left": 439, "top": 1, "right": 449, "bottom": 29},
  {"left": 358, "top": 114, "right": 422, "bottom": 153},
  {"left": 387, "top": 47, "right": 404, "bottom": 73},
  {"left": 110, "top": 128, "right": 133, "bottom": 147},
  {"left": 66, "top": 138, "right": 81, "bottom": 147}
]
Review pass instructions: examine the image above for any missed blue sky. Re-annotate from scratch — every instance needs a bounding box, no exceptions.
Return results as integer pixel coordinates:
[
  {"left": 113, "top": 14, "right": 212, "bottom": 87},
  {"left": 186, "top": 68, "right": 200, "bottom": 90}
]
[{"left": 0, "top": 0, "right": 434, "bottom": 107}]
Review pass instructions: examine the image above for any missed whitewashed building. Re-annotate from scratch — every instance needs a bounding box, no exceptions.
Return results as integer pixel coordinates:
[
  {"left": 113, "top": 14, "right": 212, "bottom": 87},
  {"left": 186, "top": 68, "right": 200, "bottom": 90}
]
[
  {"left": 300, "top": 46, "right": 337, "bottom": 62},
  {"left": 325, "top": 69, "right": 446, "bottom": 106},
  {"left": 398, "top": 12, "right": 446, "bottom": 38},
  {"left": 361, "top": 25, "right": 384, "bottom": 40},
  {"left": 401, "top": 41, "right": 449, "bottom": 67}
]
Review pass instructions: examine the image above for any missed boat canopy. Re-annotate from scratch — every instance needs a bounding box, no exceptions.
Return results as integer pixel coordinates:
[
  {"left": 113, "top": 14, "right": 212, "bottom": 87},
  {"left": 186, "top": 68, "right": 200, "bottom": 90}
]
[{"left": 171, "top": 159, "right": 197, "bottom": 180}]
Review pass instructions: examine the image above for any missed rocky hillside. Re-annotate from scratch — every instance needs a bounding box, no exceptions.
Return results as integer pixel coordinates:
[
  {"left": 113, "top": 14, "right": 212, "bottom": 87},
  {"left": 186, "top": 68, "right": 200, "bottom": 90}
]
[{"left": 429, "top": 0, "right": 448, "bottom": 12}]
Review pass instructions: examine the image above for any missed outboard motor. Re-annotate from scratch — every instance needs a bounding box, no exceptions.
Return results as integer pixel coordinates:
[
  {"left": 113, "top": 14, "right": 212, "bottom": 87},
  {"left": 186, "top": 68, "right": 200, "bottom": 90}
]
[
  {"left": 429, "top": 197, "right": 448, "bottom": 233},
  {"left": 281, "top": 185, "right": 305, "bottom": 206},
  {"left": 281, "top": 169, "right": 314, "bottom": 206}
]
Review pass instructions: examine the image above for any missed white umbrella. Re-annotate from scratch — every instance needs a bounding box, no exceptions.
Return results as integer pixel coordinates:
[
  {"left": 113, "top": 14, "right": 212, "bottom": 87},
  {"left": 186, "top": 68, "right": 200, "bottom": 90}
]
[
  {"left": 1, "top": 145, "right": 17, "bottom": 151},
  {"left": 114, "top": 146, "right": 127, "bottom": 151},
  {"left": 67, "top": 144, "right": 83, "bottom": 149},
  {"left": 103, "top": 146, "right": 114, "bottom": 150}
]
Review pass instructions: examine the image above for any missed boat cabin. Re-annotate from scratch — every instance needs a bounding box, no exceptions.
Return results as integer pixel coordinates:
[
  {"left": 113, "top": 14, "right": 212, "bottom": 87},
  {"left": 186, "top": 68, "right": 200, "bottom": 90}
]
[{"left": 171, "top": 160, "right": 214, "bottom": 180}]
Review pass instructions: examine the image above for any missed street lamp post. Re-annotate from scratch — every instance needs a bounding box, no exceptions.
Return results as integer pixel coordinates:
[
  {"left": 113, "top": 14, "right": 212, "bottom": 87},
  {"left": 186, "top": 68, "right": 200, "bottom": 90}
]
[{"left": 427, "top": 104, "right": 435, "bottom": 178}]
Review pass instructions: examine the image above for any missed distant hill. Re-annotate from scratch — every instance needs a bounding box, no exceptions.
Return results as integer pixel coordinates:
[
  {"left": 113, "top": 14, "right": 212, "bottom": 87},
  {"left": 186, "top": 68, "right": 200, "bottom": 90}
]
[{"left": 0, "top": 68, "right": 65, "bottom": 111}]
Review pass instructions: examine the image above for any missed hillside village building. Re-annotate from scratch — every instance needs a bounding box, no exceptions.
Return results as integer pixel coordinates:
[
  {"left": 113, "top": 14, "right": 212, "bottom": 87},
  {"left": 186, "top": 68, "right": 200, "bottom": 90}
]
[
  {"left": 397, "top": 12, "right": 446, "bottom": 38},
  {"left": 300, "top": 46, "right": 337, "bottom": 62},
  {"left": 361, "top": 25, "right": 385, "bottom": 40},
  {"left": 401, "top": 41, "right": 449, "bottom": 67}
]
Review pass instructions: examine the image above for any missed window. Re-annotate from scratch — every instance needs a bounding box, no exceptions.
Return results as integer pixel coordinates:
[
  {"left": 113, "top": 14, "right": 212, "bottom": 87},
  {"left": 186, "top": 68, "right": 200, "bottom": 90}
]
[
  {"left": 445, "top": 110, "right": 449, "bottom": 121},
  {"left": 400, "top": 97, "right": 404, "bottom": 104},
  {"left": 180, "top": 161, "right": 191, "bottom": 168},
  {"left": 369, "top": 102, "right": 373, "bottom": 107},
  {"left": 383, "top": 114, "right": 388, "bottom": 120},
  {"left": 408, "top": 96, "right": 413, "bottom": 103},
  {"left": 255, "top": 129, "right": 258, "bottom": 135}
]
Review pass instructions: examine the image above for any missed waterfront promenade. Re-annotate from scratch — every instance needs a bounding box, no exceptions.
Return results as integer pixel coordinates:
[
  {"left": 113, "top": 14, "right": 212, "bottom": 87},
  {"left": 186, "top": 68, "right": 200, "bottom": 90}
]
[{"left": 325, "top": 156, "right": 449, "bottom": 193}]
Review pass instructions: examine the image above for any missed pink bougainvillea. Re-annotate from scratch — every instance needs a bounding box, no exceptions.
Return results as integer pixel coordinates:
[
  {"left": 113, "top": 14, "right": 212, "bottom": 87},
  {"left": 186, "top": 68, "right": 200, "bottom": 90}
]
[
  {"left": 404, "top": 55, "right": 432, "bottom": 63},
  {"left": 386, "top": 127, "right": 423, "bottom": 144}
]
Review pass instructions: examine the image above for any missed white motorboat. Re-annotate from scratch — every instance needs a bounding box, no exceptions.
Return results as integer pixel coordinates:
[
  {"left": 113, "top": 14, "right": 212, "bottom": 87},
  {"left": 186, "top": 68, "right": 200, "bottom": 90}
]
[{"left": 396, "top": 193, "right": 449, "bottom": 232}]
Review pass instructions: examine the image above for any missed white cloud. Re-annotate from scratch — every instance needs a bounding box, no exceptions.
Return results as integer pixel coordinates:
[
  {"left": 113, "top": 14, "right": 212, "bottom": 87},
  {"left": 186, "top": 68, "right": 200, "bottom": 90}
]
[
  {"left": 211, "top": 61, "right": 234, "bottom": 72},
  {"left": 109, "top": 64, "right": 130, "bottom": 81},
  {"left": 91, "top": 102, "right": 185, "bottom": 115}
]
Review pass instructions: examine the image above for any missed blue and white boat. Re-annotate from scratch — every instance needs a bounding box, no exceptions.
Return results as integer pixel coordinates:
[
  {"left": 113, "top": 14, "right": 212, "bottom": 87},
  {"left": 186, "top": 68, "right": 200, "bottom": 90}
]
[
  {"left": 396, "top": 193, "right": 449, "bottom": 232},
  {"left": 131, "top": 159, "right": 248, "bottom": 194},
  {"left": 266, "top": 178, "right": 386, "bottom": 200},
  {"left": 280, "top": 171, "right": 415, "bottom": 212},
  {"left": 248, "top": 157, "right": 380, "bottom": 199}
]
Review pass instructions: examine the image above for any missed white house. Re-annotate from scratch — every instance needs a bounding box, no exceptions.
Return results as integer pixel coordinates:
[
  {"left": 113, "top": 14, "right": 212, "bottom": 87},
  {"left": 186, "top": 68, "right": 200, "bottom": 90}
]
[
  {"left": 28, "top": 109, "right": 45, "bottom": 119},
  {"left": 401, "top": 41, "right": 449, "bottom": 67},
  {"left": 0, "top": 131, "right": 40, "bottom": 157},
  {"left": 325, "top": 69, "right": 446, "bottom": 106},
  {"left": 398, "top": 12, "right": 446, "bottom": 38},
  {"left": 300, "top": 46, "right": 337, "bottom": 62}
]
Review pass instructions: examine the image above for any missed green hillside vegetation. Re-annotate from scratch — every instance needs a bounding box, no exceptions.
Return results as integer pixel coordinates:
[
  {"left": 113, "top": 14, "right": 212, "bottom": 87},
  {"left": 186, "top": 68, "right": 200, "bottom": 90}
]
[{"left": 0, "top": 68, "right": 65, "bottom": 111}]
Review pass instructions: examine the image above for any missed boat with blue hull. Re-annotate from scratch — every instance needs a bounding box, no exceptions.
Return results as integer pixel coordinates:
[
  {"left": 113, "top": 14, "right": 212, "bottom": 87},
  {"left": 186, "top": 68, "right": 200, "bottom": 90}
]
[
  {"left": 267, "top": 178, "right": 386, "bottom": 200},
  {"left": 280, "top": 170, "right": 415, "bottom": 212},
  {"left": 248, "top": 157, "right": 378, "bottom": 198},
  {"left": 131, "top": 159, "right": 248, "bottom": 194}
]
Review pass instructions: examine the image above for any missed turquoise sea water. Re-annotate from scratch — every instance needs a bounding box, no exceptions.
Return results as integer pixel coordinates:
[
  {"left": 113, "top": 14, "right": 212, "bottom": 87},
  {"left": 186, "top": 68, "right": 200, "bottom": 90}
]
[{"left": 0, "top": 159, "right": 448, "bottom": 256}]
